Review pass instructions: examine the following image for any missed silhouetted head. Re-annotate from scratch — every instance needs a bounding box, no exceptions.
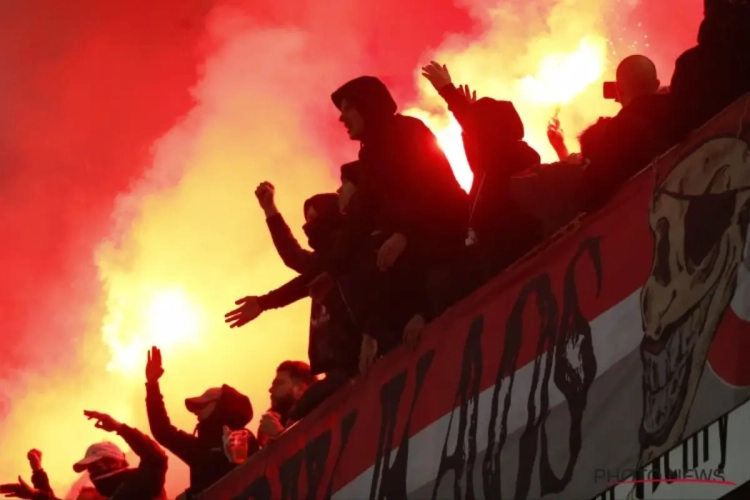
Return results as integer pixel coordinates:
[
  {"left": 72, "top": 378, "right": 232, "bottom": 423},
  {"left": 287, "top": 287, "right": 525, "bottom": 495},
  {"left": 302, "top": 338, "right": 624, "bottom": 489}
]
[
  {"left": 332, "top": 77, "right": 397, "bottom": 140},
  {"left": 269, "top": 361, "right": 316, "bottom": 416},
  {"left": 615, "top": 55, "right": 660, "bottom": 107},
  {"left": 302, "top": 193, "right": 343, "bottom": 250},
  {"left": 303, "top": 193, "right": 340, "bottom": 224}
]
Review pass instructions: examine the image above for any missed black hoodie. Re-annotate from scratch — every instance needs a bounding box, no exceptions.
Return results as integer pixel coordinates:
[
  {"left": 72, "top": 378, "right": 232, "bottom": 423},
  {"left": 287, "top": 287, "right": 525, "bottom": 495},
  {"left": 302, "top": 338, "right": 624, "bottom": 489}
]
[
  {"left": 438, "top": 84, "right": 543, "bottom": 273},
  {"left": 257, "top": 192, "right": 361, "bottom": 376},
  {"left": 327, "top": 76, "right": 469, "bottom": 276},
  {"left": 145, "top": 383, "right": 257, "bottom": 497}
]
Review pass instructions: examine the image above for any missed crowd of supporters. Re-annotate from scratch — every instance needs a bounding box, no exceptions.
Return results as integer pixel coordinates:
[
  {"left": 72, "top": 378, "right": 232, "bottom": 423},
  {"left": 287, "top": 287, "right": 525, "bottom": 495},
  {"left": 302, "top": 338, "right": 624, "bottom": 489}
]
[{"left": 2, "top": 1, "right": 748, "bottom": 497}]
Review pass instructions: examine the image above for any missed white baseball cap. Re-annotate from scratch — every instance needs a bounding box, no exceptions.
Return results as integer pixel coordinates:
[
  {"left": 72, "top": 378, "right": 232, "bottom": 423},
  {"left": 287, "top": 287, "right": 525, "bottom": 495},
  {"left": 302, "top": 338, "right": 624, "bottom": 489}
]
[{"left": 73, "top": 442, "right": 127, "bottom": 473}]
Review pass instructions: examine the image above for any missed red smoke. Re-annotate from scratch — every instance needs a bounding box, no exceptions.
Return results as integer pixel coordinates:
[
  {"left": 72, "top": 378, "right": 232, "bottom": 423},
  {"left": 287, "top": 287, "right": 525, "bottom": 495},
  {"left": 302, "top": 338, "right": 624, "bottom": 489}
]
[{"left": 0, "top": 0, "right": 701, "bottom": 497}]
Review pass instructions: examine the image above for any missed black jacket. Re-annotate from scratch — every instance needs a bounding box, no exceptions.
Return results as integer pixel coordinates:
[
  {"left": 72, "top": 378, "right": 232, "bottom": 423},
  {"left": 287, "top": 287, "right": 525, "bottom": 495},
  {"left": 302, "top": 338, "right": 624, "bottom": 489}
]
[
  {"left": 145, "top": 383, "right": 257, "bottom": 497},
  {"left": 438, "top": 84, "right": 543, "bottom": 272},
  {"left": 109, "top": 425, "right": 168, "bottom": 500},
  {"left": 327, "top": 76, "right": 469, "bottom": 276},
  {"left": 578, "top": 93, "right": 679, "bottom": 211},
  {"left": 259, "top": 195, "right": 361, "bottom": 376}
]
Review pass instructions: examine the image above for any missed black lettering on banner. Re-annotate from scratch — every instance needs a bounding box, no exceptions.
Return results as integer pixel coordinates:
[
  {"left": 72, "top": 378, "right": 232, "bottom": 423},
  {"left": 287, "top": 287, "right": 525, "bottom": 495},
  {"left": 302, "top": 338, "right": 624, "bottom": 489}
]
[
  {"left": 231, "top": 409, "right": 358, "bottom": 500},
  {"left": 232, "top": 475, "right": 272, "bottom": 500},
  {"left": 596, "top": 490, "right": 615, "bottom": 500},
  {"left": 279, "top": 450, "right": 304, "bottom": 500},
  {"left": 369, "top": 349, "right": 436, "bottom": 500},
  {"left": 514, "top": 273, "right": 559, "bottom": 500},
  {"left": 304, "top": 430, "right": 331, "bottom": 498},
  {"left": 430, "top": 316, "right": 484, "bottom": 500},
  {"left": 324, "top": 410, "right": 359, "bottom": 498},
  {"left": 483, "top": 237, "right": 602, "bottom": 499},
  {"left": 718, "top": 415, "right": 728, "bottom": 471},
  {"left": 482, "top": 273, "right": 555, "bottom": 499},
  {"left": 538, "top": 238, "right": 602, "bottom": 495},
  {"left": 632, "top": 413, "right": 730, "bottom": 499}
]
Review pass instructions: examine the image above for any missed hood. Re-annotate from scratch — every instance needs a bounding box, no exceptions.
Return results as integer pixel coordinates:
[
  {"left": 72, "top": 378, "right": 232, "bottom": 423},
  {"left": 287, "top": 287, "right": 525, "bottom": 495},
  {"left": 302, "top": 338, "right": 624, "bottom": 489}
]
[
  {"left": 331, "top": 76, "right": 397, "bottom": 125},
  {"left": 472, "top": 98, "right": 525, "bottom": 142},
  {"left": 303, "top": 192, "right": 343, "bottom": 251},
  {"left": 188, "top": 384, "right": 253, "bottom": 431},
  {"left": 303, "top": 193, "right": 340, "bottom": 220},
  {"left": 216, "top": 384, "right": 253, "bottom": 429}
]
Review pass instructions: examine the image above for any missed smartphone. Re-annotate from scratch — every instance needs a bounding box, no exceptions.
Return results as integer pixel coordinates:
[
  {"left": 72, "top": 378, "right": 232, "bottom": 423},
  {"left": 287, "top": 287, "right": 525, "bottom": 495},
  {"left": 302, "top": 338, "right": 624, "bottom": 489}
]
[{"left": 603, "top": 81, "right": 618, "bottom": 100}]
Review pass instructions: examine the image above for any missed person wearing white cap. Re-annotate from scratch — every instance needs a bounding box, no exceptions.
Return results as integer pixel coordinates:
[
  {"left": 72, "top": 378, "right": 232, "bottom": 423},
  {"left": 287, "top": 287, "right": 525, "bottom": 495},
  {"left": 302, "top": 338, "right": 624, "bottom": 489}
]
[{"left": 72, "top": 410, "right": 167, "bottom": 499}]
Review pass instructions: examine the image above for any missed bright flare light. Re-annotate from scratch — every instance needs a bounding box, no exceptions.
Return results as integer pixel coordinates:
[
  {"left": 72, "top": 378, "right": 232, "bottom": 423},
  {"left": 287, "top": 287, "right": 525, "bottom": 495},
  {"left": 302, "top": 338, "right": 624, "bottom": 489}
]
[{"left": 102, "top": 287, "right": 201, "bottom": 375}]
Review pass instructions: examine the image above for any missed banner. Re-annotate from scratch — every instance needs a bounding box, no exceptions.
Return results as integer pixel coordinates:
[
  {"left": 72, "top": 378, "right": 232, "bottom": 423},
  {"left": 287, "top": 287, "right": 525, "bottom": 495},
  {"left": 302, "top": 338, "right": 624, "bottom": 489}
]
[
  {"left": 199, "top": 94, "right": 750, "bottom": 500},
  {"left": 596, "top": 397, "right": 750, "bottom": 499}
]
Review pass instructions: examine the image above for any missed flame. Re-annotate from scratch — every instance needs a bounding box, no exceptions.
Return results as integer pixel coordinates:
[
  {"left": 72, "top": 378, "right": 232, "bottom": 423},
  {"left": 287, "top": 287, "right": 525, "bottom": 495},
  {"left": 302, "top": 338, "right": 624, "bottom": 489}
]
[
  {"left": 407, "top": 0, "right": 615, "bottom": 189},
  {"left": 101, "top": 282, "right": 202, "bottom": 375}
]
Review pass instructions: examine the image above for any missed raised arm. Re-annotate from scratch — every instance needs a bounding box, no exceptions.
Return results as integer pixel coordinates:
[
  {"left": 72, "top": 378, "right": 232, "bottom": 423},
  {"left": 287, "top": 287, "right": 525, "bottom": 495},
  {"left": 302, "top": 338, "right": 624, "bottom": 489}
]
[
  {"left": 256, "top": 181, "right": 315, "bottom": 274},
  {"left": 144, "top": 348, "right": 199, "bottom": 465}
]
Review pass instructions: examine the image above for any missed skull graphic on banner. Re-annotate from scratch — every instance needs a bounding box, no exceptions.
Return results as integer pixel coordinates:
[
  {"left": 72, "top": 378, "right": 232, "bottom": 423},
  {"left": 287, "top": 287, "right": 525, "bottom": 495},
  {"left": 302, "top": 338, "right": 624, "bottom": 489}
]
[{"left": 638, "top": 135, "right": 750, "bottom": 466}]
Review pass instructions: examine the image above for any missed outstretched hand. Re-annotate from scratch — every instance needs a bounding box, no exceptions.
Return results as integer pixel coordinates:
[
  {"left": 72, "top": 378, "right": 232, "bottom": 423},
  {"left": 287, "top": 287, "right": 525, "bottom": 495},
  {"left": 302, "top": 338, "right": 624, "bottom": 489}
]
[
  {"left": 225, "top": 296, "right": 262, "bottom": 328},
  {"left": 421, "top": 61, "right": 452, "bottom": 91},
  {"left": 145, "top": 346, "right": 164, "bottom": 383},
  {"left": 83, "top": 410, "right": 121, "bottom": 433},
  {"left": 0, "top": 476, "right": 35, "bottom": 499}
]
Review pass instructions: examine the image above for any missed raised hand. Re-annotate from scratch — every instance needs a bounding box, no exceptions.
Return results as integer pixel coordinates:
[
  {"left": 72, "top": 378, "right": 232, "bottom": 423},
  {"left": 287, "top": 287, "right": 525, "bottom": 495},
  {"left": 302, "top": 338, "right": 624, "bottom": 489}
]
[
  {"left": 225, "top": 296, "right": 262, "bottom": 328},
  {"left": 145, "top": 346, "right": 164, "bottom": 383},
  {"left": 83, "top": 410, "right": 121, "bottom": 433},
  {"left": 547, "top": 117, "right": 569, "bottom": 161},
  {"left": 254, "top": 182, "right": 278, "bottom": 216},
  {"left": 421, "top": 61, "right": 453, "bottom": 91}
]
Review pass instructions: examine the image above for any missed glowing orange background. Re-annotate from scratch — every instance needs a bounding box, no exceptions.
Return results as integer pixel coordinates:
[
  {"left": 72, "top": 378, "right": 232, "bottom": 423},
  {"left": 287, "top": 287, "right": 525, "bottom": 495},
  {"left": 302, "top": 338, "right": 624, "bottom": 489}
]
[{"left": 0, "top": 0, "right": 701, "bottom": 497}]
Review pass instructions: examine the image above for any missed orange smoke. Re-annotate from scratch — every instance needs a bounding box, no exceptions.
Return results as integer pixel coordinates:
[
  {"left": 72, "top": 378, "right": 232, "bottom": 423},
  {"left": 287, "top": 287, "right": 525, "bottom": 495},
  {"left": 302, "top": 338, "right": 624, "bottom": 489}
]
[
  {"left": 0, "top": 0, "right": 674, "bottom": 496},
  {"left": 408, "top": 0, "right": 620, "bottom": 190}
]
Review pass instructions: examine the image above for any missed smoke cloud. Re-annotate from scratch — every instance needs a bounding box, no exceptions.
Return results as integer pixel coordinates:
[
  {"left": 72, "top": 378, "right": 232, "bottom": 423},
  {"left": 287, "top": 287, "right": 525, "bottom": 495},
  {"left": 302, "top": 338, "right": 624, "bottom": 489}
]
[{"left": 0, "top": 0, "right": 702, "bottom": 497}]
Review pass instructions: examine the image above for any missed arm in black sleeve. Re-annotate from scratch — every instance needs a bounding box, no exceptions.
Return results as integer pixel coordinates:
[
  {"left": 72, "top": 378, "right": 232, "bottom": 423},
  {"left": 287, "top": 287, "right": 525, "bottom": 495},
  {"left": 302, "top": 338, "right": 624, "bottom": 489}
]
[
  {"left": 145, "top": 381, "right": 197, "bottom": 465},
  {"left": 266, "top": 213, "right": 315, "bottom": 274},
  {"left": 437, "top": 84, "right": 474, "bottom": 130},
  {"left": 257, "top": 273, "right": 310, "bottom": 310},
  {"left": 116, "top": 424, "right": 168, "bottom": 496}
]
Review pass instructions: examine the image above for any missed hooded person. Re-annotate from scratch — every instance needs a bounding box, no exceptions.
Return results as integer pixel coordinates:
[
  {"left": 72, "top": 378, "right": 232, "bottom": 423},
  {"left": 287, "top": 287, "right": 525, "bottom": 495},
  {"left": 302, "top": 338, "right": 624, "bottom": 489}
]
[
  {"left": 421, "top": 63, "right": 544, "bottom": 277},
  {"left": 313, "top": 77, "right": 469, "bottom": 358},
  {"left": 226, "top": 187, "right": 363, "bottom": 416},
  {"left": 144, "top": 348, "right": 258, "bottom": 498},
  {"left": 259, "top": 185, "right": 344, "bottom": 275},
  {"left": 74, "top": 411, "right": 167, "bottom": 500}
]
